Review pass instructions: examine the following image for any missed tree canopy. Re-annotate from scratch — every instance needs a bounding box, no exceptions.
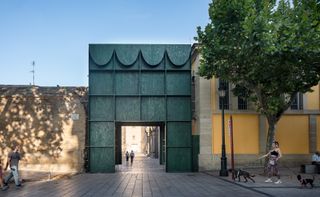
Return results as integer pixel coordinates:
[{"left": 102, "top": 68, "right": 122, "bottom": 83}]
[{"left": 196, "top": 0, "right": 320, "bottom": 152}]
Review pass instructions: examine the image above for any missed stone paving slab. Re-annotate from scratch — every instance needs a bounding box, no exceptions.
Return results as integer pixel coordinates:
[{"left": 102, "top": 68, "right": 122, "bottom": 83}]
[
  {"left": 1, "top": 172, "right": 267, "bottom": 197},
  {"left": 1, "top": 157, "right": 320, "bottom": 197},
  {"left": 205, "top": 167, "right": 320, "bottom": 197},
  {"left": 208, "top": 167, "right": 320, "bottom": 187}
]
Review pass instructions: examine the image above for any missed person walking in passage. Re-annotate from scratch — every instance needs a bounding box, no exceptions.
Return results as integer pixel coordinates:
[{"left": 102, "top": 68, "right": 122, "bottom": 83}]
[
  {"left": 260, "top": 141, "right": 282, "bottom": 184},
  {"left": 125, "top": 151, "right": 129, "bottom": 163},
  {"left": 4, "top": 145, "right": 22, "bottom": 188},
  {"left": 130, "top": 150, "right": 135, "bottom": 165}
]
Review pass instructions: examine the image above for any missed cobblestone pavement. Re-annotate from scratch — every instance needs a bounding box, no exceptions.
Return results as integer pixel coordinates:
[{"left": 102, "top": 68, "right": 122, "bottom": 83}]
[{"left": 1, "top": 156, "right": 319, "bottom": 197}]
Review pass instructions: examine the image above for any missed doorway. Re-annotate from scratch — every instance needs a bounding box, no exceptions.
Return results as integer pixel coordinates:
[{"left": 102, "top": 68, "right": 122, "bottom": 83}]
[
  {"left": 88, "top": 44, "right": 192, "bottom": 173},
  {"left": 115, "top": 122, "right": 165, "bottom": 172}
]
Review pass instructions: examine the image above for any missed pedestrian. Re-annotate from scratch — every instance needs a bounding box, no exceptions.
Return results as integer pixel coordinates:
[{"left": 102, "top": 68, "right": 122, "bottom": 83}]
[
  {"left": 311, "top": 151, "right": 320, "bottom": 165},
  {"left": 0, "top": 159, "right": 8, "bottom": 191},
  {"left": 125, "top": 151, "right": 129, "bottom": 162},
  {"left": 311, "top": 151, "right": 320, "bottom": 173},
  {"left": 130, "top": 150, "right": 135, "bottom": 165},
  {"left": 4, "top": 145, "right": 22, "bottom": 188},
  {"left": 260, "top": 141, "right": 282, "bottom": 184}
]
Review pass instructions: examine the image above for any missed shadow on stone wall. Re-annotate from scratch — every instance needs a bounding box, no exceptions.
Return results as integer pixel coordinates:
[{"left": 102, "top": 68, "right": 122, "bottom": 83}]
[{"left": 0, "top": 85, "right": 87, "bottom": 172}]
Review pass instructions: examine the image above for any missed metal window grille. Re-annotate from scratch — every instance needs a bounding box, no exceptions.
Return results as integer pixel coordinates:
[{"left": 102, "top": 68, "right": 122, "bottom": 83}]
[
  {"left": 238, "top": 97, "right": 247, "bottom": 110},
  {"left": 291, "top": 93, "right": 303, "bottom": 110}
]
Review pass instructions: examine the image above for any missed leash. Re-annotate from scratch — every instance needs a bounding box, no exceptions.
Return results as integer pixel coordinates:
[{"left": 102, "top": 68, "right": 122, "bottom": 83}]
[
  {"left": 281, "top": 163, "right": 299, "bottom": 176},
  {"left": 230, "top": 157, "right": 263, "bottom": 180},
  {"left": 257, "top": 156, "right": 300, "bottom": 176},
  {"left": 238, "top": 158, "right": 264, "bottom": 170}
]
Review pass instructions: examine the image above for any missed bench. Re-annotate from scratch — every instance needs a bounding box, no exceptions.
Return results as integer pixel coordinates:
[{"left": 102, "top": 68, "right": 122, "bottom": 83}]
[{"left": 300, "top": 164, "right": 317, "bottom": 174}]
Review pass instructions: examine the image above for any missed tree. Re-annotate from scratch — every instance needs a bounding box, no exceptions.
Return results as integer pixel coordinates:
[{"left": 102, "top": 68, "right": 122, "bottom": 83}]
[{"left": 196, "top": 0, "right": 320, "bottom": 166}]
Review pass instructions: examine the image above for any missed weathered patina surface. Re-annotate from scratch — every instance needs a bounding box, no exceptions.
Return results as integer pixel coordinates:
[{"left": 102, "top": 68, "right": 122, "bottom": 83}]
[{"left": 89, "top": 44, "right": 192, "bottom": 172}]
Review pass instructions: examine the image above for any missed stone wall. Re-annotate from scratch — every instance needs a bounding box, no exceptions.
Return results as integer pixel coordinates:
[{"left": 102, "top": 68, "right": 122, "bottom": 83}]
[{"left": 0, "top": 85, "right": 87, "bottom": 173}]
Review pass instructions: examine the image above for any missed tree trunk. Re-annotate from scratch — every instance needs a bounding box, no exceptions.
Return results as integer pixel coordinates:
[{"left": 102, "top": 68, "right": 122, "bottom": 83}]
[{"left": 264, "top": 118, "right": 277, "bottom": 174}]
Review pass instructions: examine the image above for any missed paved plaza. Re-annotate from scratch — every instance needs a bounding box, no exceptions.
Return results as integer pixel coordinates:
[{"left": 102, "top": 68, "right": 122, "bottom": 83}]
[{"left": 1, "top": 156, "right": 319, "bottom": 197}]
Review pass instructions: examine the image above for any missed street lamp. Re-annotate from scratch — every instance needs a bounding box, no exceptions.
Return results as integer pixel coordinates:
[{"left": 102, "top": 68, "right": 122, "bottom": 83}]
[{"left": 218, "top": 86, "right": 228, "bottom": 176}]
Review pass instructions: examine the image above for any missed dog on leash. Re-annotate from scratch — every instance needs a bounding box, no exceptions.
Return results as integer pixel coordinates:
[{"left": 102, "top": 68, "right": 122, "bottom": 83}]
[
  {"left": 297, "top": 175, "right": 314, "bottom": 188},
  {"left": 228, "top": 169, "right": 255, "bottom": 183}
]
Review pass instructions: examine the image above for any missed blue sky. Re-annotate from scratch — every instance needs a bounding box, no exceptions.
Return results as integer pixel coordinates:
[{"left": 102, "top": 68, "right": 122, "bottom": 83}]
[{"left": 0, "top": 0, "right": 210, "bottom": 86}]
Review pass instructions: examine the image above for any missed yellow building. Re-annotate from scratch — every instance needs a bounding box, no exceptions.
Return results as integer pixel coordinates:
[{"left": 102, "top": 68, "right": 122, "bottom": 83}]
[{"left": 191, "top": 44, "right": 320, "bottom": 170}]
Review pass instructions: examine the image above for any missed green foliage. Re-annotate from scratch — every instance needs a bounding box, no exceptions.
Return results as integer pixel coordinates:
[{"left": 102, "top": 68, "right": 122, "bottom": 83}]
[
  {"left": 197, "top": 0, "right": 320, "bottom": 156},
  {"left": 196, "top": 0, "right": 320, "bottom": 121}
]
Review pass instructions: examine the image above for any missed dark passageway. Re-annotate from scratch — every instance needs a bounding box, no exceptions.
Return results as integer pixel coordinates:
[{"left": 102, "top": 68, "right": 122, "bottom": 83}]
[{"left": 116, "top": 125, "right": 165, "bottom": 173}]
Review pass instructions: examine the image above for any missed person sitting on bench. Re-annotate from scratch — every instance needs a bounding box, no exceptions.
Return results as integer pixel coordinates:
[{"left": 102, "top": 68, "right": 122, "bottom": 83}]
[
  {"left": 312, "top": 151, "right": 320, "bottom": 165},
  {"left": 311, "top": 151, "right": 320, "bottom": 173}
]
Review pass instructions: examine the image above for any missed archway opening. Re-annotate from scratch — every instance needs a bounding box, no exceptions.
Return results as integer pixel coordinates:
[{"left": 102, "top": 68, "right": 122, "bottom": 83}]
[{"left": 115, "top": 123, "right": 165, "bottom": 172}]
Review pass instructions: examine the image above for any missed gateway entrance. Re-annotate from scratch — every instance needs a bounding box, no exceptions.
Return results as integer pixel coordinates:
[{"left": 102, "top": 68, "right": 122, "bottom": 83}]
[
  {"left": 88, "top": 44, "right": 192, "bottom": 172},
  {"left": 115, "top": 123, "right": 165, "bottom": 172}
]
